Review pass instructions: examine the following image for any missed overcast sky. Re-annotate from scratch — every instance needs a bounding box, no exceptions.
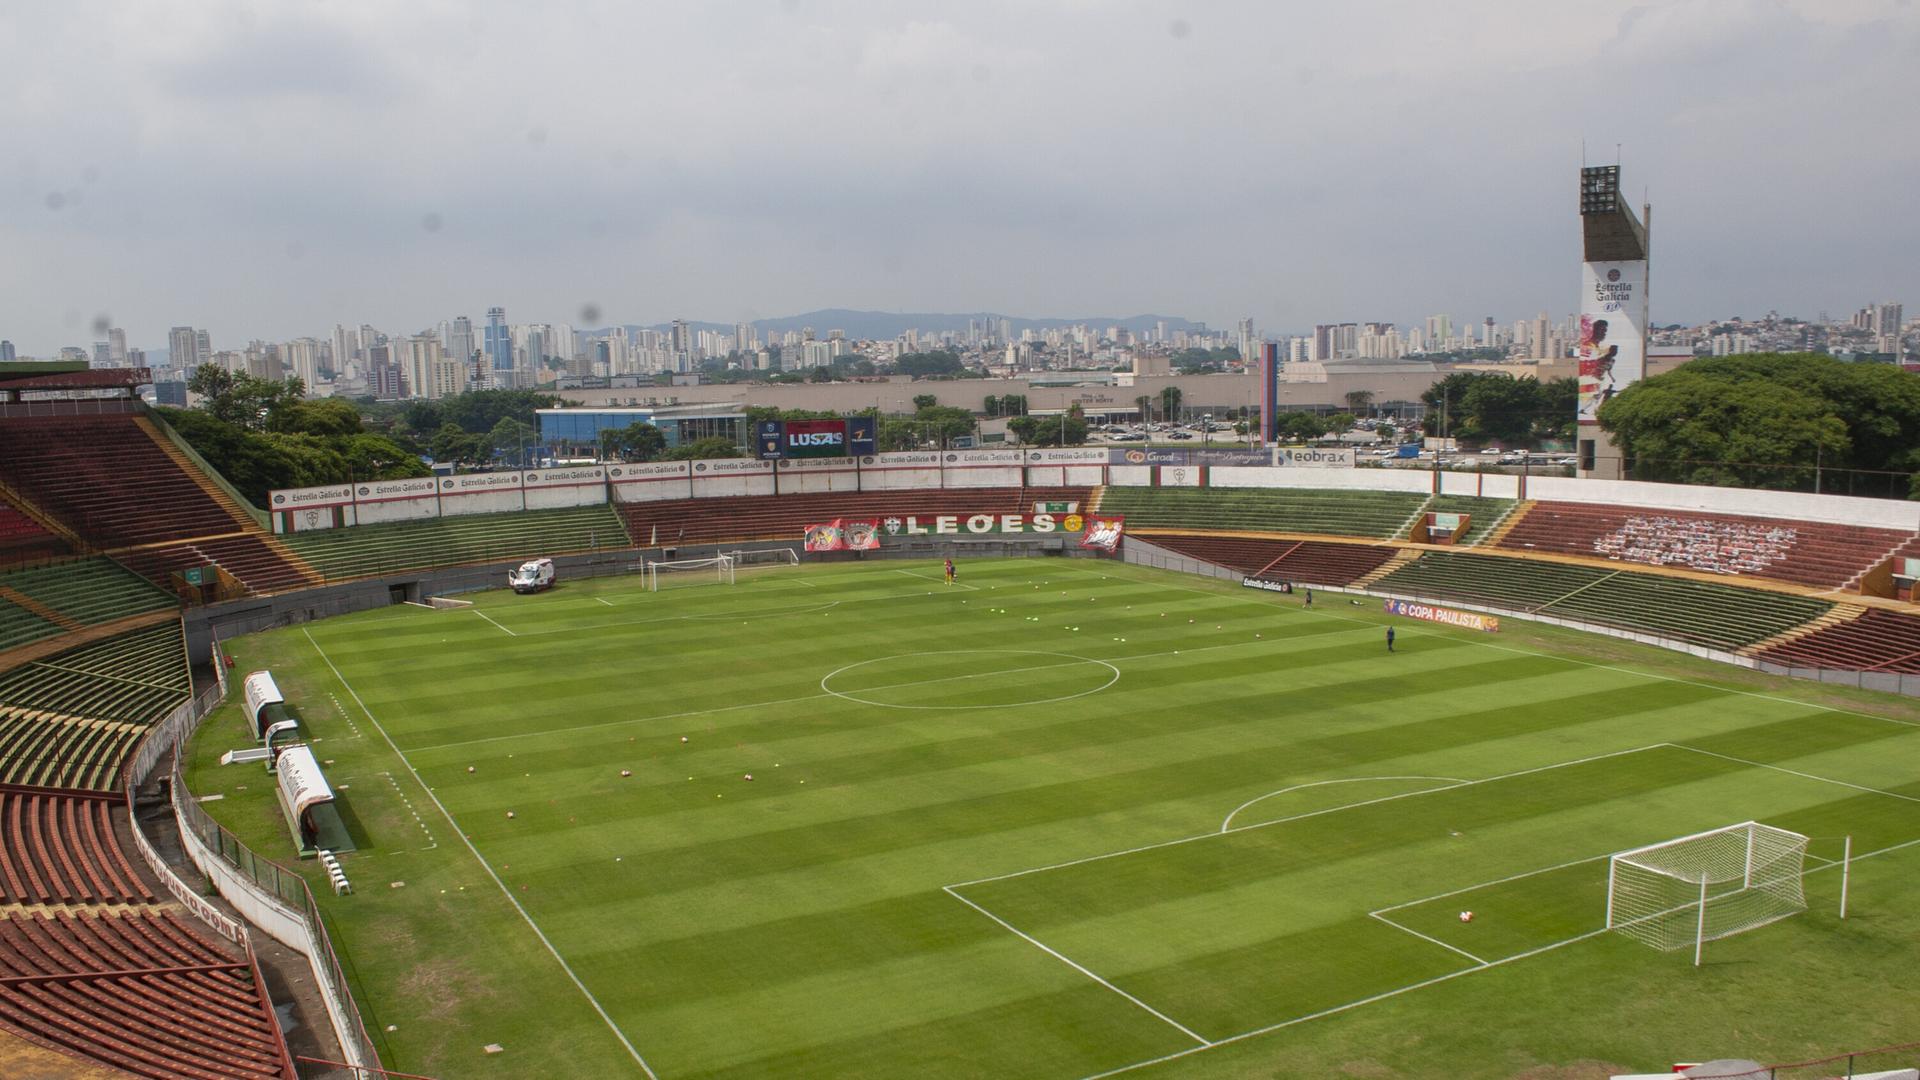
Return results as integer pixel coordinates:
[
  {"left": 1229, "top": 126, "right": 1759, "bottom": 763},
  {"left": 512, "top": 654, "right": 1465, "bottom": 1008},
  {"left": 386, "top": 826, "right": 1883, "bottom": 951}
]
[{"left": 3, "top": 0, "right": 1916, "bottom": 354}]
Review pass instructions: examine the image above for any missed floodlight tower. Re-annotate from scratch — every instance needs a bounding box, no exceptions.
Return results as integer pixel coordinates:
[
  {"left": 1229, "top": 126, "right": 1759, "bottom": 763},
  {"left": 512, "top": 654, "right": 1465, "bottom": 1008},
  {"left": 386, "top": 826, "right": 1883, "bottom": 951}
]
[{"left": 1576, "top": 165, "right": 1651, "bottom": 480}]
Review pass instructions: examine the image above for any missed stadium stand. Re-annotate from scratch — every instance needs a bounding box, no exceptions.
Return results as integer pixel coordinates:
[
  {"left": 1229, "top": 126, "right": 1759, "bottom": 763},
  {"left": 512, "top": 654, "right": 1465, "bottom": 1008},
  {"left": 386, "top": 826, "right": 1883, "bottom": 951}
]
[
  {"left": 0, "top": 625, "right": 191, "bottom": 791},
  {"left": 0, "top": 911, "right": 293, "bottom": 1080},
  {"left": 282, "top": 502, "right": 629, "bottom": 581},
  {"left": 1494, "top": 500, "right": 1914, "bottom": 589},
  {"left": 1, "top": 558, "right": 176, "bottom": 630},
  {"left": 0, "top": 789, "right": 156, "bottom": 906},
  {"left": 1146, "top": 534, "right": 1397, "bottom": 586},
  {"left": 1373, "top": 551, "right": 1834, "bottom": 651},
  {"left": 615, "top": 487, "right": 1096, "bottom": 547},
  {"left": 1414, "top": 494, "right": 1517, "bottom": 546},
  {"left": 0, "top": 499, "right": 71, "bottom": 565},
  {"left": 1098, "top": 485, "right": 1428, "bottom": 538},
  {"left": 0, "top": 413, "right": 316, "bottom": 596},
  {"left": 1758, "top": 607, "right": 1920, "bottom": 674}
]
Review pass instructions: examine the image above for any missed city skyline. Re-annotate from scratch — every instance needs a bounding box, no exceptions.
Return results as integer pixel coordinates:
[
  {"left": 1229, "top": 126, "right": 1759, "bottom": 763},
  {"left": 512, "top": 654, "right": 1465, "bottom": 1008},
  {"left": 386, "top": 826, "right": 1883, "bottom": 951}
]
[{"left": 4, "top": 2, "right": 1918, "bottom": 353}]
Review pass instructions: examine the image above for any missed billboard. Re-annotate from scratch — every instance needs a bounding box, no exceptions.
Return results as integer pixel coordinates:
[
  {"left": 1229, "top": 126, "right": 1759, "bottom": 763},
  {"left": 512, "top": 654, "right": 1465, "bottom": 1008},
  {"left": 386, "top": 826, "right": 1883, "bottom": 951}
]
[
  {"left": 754, "top": 420, "right": 785, "bottom": 459},
  {"left": 847, "top": 416, "right": 877, "bottom": 456},
  {"left": 1274, "top": 447, "right": 1354, "bottom": 468},
  {"left": 1108, "top": 447, "right": 1272, "bottom": 466},
  {"left": 757, "top": 418, "right": 869, "bottom": 459},
  {"left": 1079, "top": 515, "right": 1125, "bottom": 554},
  {"left": 875, "top": 512, "right": 1091, "bottom": 537},
  {"left": 784, "top": 419, "right": 848, "bottom": 458},
  {"left": 1382, "top": 598, "right": 1501, "bottom": 632},
  {"left": 1578, "top": 259, "right": 1648, "bottom": 423}
]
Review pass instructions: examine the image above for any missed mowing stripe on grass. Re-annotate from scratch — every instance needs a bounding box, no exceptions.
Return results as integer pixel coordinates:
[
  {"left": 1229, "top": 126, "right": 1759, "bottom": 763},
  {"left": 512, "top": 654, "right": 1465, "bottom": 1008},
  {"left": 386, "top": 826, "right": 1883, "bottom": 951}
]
[
  {"left": 942, "top": 884, "right": 1213, "bottom": 1048},
  {"left": 302, "top": 627, "right": 659, "bottom": 1079}
]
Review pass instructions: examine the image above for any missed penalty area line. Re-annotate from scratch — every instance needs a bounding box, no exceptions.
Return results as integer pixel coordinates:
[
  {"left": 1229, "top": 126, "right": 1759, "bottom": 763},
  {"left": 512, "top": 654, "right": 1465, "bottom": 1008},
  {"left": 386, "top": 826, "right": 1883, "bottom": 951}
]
[
  {"left": 301, "top": 628, "right": 659, "bottom": 1079},
  {"left": 943, "top": 886, "right": 1211, "bottom": 1048},
  {"left": 473, "top": 609, "right": 518, "bottom": 637},
  {"left": 1366, "top": 912, "right": 1489, "bottom": 967}
]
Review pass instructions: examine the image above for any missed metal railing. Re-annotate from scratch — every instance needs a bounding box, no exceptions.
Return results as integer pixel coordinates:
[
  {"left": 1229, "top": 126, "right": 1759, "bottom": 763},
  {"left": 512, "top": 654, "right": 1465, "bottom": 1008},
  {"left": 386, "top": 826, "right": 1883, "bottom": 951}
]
[{"left": 137, "top": 631, "right": 389, "bottom": 1078}]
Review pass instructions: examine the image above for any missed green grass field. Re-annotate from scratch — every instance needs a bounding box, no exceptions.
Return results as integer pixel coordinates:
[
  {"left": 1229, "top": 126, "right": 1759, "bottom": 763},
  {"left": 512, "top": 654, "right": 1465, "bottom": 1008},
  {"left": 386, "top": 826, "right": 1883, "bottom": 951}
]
[{"left": 185, "top": 558, "right": 1920, "bottom": 1079}]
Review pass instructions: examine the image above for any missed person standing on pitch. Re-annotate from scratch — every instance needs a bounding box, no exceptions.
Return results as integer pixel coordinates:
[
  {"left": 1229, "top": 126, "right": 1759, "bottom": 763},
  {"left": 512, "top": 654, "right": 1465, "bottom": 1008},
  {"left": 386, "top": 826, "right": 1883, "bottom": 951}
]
[
  {"left": 1304, "top": 587, "right": 1313, "bottom": 608},
  {"left": 944, "top": 557, "right": 956, "bottom": 585},
  {"left": 1386, "top": 625, "right": 1396, "bottom": 653}
]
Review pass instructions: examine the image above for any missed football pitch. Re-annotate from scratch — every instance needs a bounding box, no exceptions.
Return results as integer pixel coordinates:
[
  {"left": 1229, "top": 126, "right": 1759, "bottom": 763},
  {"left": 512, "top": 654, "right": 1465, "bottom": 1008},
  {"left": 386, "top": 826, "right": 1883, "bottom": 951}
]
[{"left": 185, "top": 558, "right": 1920, "bottom": 1079}]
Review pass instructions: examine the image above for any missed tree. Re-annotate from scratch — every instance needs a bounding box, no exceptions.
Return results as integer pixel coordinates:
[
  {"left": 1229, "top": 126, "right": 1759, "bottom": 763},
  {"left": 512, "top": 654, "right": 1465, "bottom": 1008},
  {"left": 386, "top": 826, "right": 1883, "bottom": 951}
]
[
  {"left": 187, "top": 367, "right": 303, "bottom": 431},
  {"left": 895, "top": 350, "right": 965, "bottom": 378},
  {"left": 1345, "top": 390, "right": 1375, "bottom": 415},
  {"left": 1599, "top": 353, "right": 1920, "bottom": 494},
  {"left": 432, "top": 423, "right": 487, "bottom": 465},
  {"left": 266, "top": 398, "right": 363, "bottom": 438},
  {"left": 1160, "top": 386, "right": 1183, "bottom": 422},
  {"left": 912, "top": 394, "right": 938, "bottom": 410},
  {"left": 914, "top": 404, "right": 976, "bottom": 446},
  {"left": 1134, "top": 395, "right": 1154, "bottom": 425},
  {"left": 1007, "top": 414, "right": 1090, "bottom": 447},
  {"left": 982, "top": 395, "right": 1001, "bottom": 418},
  {"left": 1276, "top": 411, "right": 1329, "bottom": 442},
  {"left": 1324, "top": 412, "right": 1358, "bottom": 433},
  {"left": 877, "top": 419, "right": 922, "bottom": 452},
  {"left": 1377, "top": 421, "right": 1397, "bottom": 443},
  {"left": 610, "top": 421, "right": 665, "bottom": 462},
  {"left": 661, "top": 436, "right": 742, "bottom": 461},
  {"left": 487, "top": 417, "right": 537, "bottom": 465}
]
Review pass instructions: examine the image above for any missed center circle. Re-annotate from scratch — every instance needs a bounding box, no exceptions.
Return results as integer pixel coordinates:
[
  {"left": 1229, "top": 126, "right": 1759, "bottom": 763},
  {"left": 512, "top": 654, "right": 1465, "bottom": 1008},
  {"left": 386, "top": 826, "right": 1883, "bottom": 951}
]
[{"left": 820, "top": 650, "right": 1120, "bottom": 710}]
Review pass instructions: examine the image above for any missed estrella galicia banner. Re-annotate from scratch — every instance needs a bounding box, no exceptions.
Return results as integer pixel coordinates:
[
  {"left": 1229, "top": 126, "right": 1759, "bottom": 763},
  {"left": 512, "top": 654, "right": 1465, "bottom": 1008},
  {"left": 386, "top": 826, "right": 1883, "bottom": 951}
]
[
  {"left": 755, "top": 420, "right": 786, "bottom": 460},
  {"left": 847, "top": 416, "right": 877, "bottom": 456}
]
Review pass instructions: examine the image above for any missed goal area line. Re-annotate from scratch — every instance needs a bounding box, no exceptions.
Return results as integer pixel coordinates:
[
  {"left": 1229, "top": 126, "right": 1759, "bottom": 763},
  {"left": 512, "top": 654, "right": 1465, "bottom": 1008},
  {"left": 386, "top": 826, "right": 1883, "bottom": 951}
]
[{"left": 938, "top": 742, "right": 1920, "bottom": 1080}]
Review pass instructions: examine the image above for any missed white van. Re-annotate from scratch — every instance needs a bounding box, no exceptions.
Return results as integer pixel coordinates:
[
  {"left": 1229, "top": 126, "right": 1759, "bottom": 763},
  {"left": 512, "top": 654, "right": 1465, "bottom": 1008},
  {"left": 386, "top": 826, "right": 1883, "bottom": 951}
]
[{"left": 509, "top": 558, "right": 555, "bottom": 594}]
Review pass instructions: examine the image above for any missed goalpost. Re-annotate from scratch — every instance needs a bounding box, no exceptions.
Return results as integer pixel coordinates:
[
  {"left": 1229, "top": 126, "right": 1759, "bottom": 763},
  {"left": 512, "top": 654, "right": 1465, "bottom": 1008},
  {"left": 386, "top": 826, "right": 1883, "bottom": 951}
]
[
  {"left": 1606, "top": 821, "right": 1809, "bottom": 966},
  {"left": 724, "top": 548, "right": 801, "bottom": 569},
  {"left": 644, "top": 555, "right": 736, "bottom": 591}
]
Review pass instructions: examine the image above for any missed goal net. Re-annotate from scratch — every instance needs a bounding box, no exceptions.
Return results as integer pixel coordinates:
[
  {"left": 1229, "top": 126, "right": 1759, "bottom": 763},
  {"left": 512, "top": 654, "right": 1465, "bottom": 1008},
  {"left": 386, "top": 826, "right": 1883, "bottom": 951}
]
[
  {"left": 724, "top": 548, "right": 801, "bottom": 569},
  {"left": 1607, "top": 822, "right": 1808, "bottom": 959},
  {"left": 644, "top": 555, "right": 736, "bottom": 591}
]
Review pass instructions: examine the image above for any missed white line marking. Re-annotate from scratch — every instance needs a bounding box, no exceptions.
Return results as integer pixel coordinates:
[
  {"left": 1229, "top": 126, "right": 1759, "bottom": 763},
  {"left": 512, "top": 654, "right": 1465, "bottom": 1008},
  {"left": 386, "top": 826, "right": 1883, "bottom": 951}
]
[
  {"left": 943, "top": 885, "right": 1211, "bottom": 1048},
  {"left": 1104, "top": 562, "right": 1920, "bottom": 731},
  {"left": 946, "top": 743, "right": 1667, "bottom": 890},
  {"left": 1371, "top": 853, "right": 1607, "bottom": 915},
  {"left": 596, "top": 597, "right": 615, "bottom": 607},
  {"left": 302, "top": 629, "right": 657, "bottom": 1079},
  {"left": 1221, "top": 776, "right": 1469, "bottom": 833},
  {"left": 820, "top": 650, "right": 1121, "bottom": 711},
  {"left": 473, "top": 609, "right": 517, "bottom": 637},
  {"left": 895, "top": 567, "right": 979, "bottom": 591},
  {"left": 407, "top": 631, "right": 1355, "bottom": 753},
  {"left": 1075, "top": 929, "right": 1612, "bottom": 1080},
  {"left": 1367, "top": 912, "right": 1489, "bottom": 966},
  {"left": 1667, "top": 744, "right": 1920, "bottom": 804}
]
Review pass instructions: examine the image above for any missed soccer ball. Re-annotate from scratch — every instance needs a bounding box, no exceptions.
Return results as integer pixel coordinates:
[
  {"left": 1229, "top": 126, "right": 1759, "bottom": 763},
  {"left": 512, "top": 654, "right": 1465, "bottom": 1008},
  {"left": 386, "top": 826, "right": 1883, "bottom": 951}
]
[
  {"left": 466, "top": 766, "right": 475, "bottom": 774},
  {"left": 743, "top": 774, "right": 753, "bottom": 781},
  {"left": 1459, "top": 911, "right": 1474, "bottom": 923},
  {"left": 680, "top": 736, "right": 689, "bottom": 744},
  {"left": 506, "top": 811, "right": 516, "bottom": 819},
  {"left": 619, "top": 770, "right": 632, "bottom": 778}
]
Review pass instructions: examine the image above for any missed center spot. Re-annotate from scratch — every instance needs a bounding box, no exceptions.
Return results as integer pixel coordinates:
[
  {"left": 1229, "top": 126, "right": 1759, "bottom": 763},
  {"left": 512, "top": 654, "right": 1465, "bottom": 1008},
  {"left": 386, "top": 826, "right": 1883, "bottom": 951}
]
[{"left": 820, "top": 650, "right": 1120, "bottom": 710}]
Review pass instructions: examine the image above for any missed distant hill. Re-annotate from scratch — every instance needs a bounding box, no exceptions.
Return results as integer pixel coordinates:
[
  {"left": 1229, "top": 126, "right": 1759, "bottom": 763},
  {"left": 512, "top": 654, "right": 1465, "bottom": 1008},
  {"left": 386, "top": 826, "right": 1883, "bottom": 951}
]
[{"left": 595, "top": 309, "right": 1209, "bottom": 341}]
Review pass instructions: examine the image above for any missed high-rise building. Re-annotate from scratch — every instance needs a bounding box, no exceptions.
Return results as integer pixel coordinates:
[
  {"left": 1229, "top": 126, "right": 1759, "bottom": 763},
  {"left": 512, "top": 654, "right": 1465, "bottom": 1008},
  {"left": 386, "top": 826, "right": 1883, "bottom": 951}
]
[
  {"left": 284, "top": 338, "right": 323, "bottom": 389},
  {"left": 107, "top": 327, "right": 127, "bottom": 366},
  {"left": 169, "top": 327, "right": 198, "bottom": 372},
  {"left": 331, "top": 324, "right": 354, "bottom": 373},
  {"left": 0, "top": 341, "right": 13, "bottom": 363},
  {"left": 430, "top": 355, "right": 467, "bottom": 399},
  {"left": 369, "top": 344, "right": 403, "bottom": 399},
  {"left": 405, "top": 334, "right": 444, "bottom": 398},
  {"left": 485, "top": 307, "right": 512, "bottom": 381},
  {"left": 194, "top": 330, "right": 212, "bottom": 366},
  {"left": 1236, "top": 318, "right": 1254, "bottom": 361},
  {"left": 91, "top": 342, "right": 112, "bottom": 367}
]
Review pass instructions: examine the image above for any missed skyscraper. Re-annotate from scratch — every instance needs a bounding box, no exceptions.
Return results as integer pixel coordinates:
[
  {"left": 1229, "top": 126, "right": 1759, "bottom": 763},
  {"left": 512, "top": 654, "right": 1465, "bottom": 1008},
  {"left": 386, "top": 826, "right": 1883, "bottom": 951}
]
[
  {"left": 284, "top": 338, "right": 323, "bottom": 389},
  {"left": 0, "top": 341, "right": 14, "bottom": 363},
  {"left": 169, "top": 327, "right": 198, "bottom": 372},
  {"left": 194, "top": 330, "right": 212, "bottom": 367},
  {"left": 485, "top": 307, "right": 512, "bottom": 383},
  {"left": 331, "top": 324, "right": 354, "bottom": 373},
  {"left": 446, "top": 316, "right": 475, "bottom": 364},
  {"left": 107, "top": 327, "right": 128, "bottom": 366}
]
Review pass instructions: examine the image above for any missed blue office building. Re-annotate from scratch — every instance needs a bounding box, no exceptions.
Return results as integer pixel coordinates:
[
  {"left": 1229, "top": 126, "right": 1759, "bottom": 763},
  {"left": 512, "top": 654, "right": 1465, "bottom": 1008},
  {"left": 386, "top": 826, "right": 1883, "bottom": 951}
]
[
  {"left": 536, "top": 405, "right": 747, "bottom": 456},
  {"left": 484, "top": 306, "right": 512, "bottom": 377}
]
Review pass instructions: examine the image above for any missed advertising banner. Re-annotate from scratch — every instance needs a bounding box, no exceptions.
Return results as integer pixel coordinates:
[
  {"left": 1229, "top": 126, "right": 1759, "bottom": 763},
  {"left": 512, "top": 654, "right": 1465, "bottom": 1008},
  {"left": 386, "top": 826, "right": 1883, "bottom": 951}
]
[
  {"left": 268, "top": 484, "right": 353, "bottom": 533},
  {"left": 353, "top": 476, "right": 441, "bottom": 524},
  {"left": 1241, "top": 577, "right": 1294, "bottom": 593},
  {"left": 1108, "top": 447, "right": 1273, "bottom": 467},
  {"left": 439, "top": 470, "right": 526, "bottom": 517},
  {"left": 1024, "top": 448, "right": 1109, "bottom": 465},
  {"left": 1275, "top": 447, "right": 1354, "bottom": 468},
  {"left": 523, "top": 465, "right": 608, "bottom": 509},
  {"left": 784, "top": 419, "right": 849, "bottom": 459},
  {"left": 1383, "top": 598, "right": 1501, "bottom": 632},
  {"left": 875, "top": 512, "right": 1091, "bottom": 538},
  {"left": 1079, "top": 515, "right": 1125, "bottom": 554},
  {"left": 847, "top": 416, "right": 878, "bottom": 456},
  {"left": 754, "top": 419, "right": 786, "bottom": 460},
  {"left": 1578, "top": 259, "right": 1648, "bottom": 423}
]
